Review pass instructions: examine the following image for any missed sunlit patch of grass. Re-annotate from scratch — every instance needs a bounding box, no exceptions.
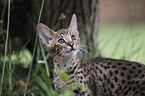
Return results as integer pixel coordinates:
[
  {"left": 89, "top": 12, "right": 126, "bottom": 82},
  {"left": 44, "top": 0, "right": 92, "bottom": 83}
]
[{"left": 98, "top": 23, "right": 145, "bottom": 64}]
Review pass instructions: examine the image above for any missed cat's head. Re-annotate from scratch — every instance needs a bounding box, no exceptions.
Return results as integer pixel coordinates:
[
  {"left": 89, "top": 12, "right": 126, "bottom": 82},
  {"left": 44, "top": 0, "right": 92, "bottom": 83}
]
[{"left": 37, "top": 14, "right": 80, "bottom": 57}]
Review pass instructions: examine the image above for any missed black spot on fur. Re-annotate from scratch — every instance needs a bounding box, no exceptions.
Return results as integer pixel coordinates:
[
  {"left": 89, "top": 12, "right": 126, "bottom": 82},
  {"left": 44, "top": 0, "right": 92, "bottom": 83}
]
[
  {"left": 99, "top": 77, "right": 103, "bottom": 81},
  {"left": 99, "top": 69, "right": 102, "bottom": 74},
  {"left": 137, "top": 64, "right": 142, "bottom": 67},
  {"left": 129, "top": 70, "right": 134, "bottom": 74},
  {"left": 117, "top": 63, "right": 122, "bottom": 66},
  {"left": 136, "top": 81, "right": 139, "bottom": 84},
  {"left": 140, "top": 87, "right": 144, "bottom": 91},
  {"left": 127, "top": 63, "right": 132, "bottom": 66},
  {"left": 120, "top": 72, "right": 125, "bottom": 77},
  {"left": 138, "top": 85, "right": 141, "bottom": 88},
  {"left": 74, "top": 89, "right": 79, "bottom": 94},
  {"left": 124, "top": 91, "right": 128, "bottom": 95},
  {"left": 132, "top": 66, "right": 136, "bottom": 69},
  {"left": 128, "top": 81, "right": 131, "bottom": 84},
  {"left": 114, "top": 76, "right": 118, "bottom": 82},
  {"left": 133, "top": 87, "right": 136, "bottom": 91},
  {"left": 115, "top": 89, "right": 118, "bottom": 94},
  {"left": 109, "top": 91, "right": 112, "bottom": 96},
  {"left": 104, "top": 89, "right": 107, "bottom": 92},
  {"left": 141, "top": 74, "right": 144, "bottom": 78},
  {"left": 128, "top": 87, "right": 132, "bottom": 91},
  {"left": 119, "top": 86, "right": 122, "bottom": 90},
  {"left": 134, "top": 74, "right": 138, "bottom": 77},
  {"left": 138, "top": 70, "right": 142, "bottom": 73},
  {"left": 114, "top": 70, "right": 119, "bottom": 75},
  {"left": 104, "top": 66, "right": 110, "bottom": 70},
  {"left": 142, "top": 81, "right": 145, "bottom": 85},
  {"left": 95, "top": 66, "right": 98, "bottom": 70},
  {"left": 103, "top": 74, "right": 107, "bottom": 80},
  {"left": 111, "top": 83, "right": 114, "bottom": 88},
  {"left": 84, "top": 68, "right": 86, "bottom": 72},
  {"left": 112, "top": 65, "right": 117, "bottom": 68},
  {"left": 107, "top": 79, "right": 110, "bottom": 84},
  {"left": 108, "top": 62, "right": 112, "bottom": 65},
  {"left": 141, "top": 93, "right": 145, "bottom": 96},
  {"left": 109, "top": 70, "right": 113, "bottom": 76},
  {"left": 131, "top": 81, "right": 135, "bottom": 84},
  {"left": 127, "top": 75, "right": 131, "bottom": 80},
  {"left": 121, "top": 79, "right": 126, "bottom": 84},
  {"left": 122, "top": 67, "right": 128, "bottom": 70},
  {"left": 124, "top": 86, "right": 127, "bottom": 89},
  {"left": 134, "top": 91, "right": 138, "bottom": 95}
]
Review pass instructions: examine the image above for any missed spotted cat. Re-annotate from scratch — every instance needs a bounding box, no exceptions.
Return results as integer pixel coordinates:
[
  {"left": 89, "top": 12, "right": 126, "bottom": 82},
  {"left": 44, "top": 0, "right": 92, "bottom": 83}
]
[{"left": 37, "top": 14, "right": 145, "bottom": 96}]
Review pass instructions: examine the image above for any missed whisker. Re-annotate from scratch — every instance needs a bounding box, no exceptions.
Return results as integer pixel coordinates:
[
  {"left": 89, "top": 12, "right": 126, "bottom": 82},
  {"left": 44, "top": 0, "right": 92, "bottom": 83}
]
[
  {"left": 79, "top": 48, "right": 90, "bottom": 55},
  {"left": 77, "top": 50, "right": 82, "bottom": 55},
  {"left": 78, "top": 50, "right": 83, "bottom": 57},
  {"left": 80, "top": 46, "right": 91, "bottom": 49}
]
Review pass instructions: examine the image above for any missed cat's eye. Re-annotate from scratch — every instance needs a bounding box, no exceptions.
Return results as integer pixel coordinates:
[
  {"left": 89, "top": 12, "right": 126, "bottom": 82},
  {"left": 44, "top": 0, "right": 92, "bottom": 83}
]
[
  {"left": 71, "top": 35, "right": 76, "bottom": 40},
  {"left": 58, "top": 38, "right": 65, "bottom": 44}
]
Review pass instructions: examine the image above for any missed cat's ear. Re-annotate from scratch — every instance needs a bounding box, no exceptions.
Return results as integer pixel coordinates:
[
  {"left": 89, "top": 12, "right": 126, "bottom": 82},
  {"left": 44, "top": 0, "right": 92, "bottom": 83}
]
[
  {"left": 68, "top": 14, "right": 78, "bottom": 33},
  {"left": 37, "top": 23, "right": 56, "bottom": 45}
]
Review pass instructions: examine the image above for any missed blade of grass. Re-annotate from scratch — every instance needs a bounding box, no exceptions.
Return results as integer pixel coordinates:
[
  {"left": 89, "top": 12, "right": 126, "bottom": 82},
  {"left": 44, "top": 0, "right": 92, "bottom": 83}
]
[
  {"left": 37, "top": 0, "right": 50, "bottom": 76},
  {"left": 7, "top": 51, "right": 15, "bottom": 94},
  {"left": 23, "top": 0, "right": 45, "bottom": 95},
  {"left": 0, "top": 0, "right": 11, "bottom": 95},
  {"left": 34, "top": 75, "right": 58, "bottom": 96},
  {"left": 39, "top": 38, "right": 50, "bottom": 76},
  {"left": 0, "top": 20, "right": 3, "bottom": 36},
  {"left": 1, "top": 0, "right": 7, "bottom": 20},
  {"left": 34, "top": 76, "right": 49, "bottom": 95}
]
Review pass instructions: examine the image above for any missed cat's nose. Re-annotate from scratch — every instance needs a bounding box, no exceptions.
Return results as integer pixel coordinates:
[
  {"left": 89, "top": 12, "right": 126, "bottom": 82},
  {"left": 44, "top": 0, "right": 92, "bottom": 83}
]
[{"left": 67, "top": 42, "right": 74, "bottom": 47}]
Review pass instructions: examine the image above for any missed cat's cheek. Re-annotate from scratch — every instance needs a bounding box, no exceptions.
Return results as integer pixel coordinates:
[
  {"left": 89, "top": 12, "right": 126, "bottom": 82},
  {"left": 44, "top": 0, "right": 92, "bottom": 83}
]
[
  {"left": 73, "top": 44, "right": 78, "bottom": 50},
  {"left": 53, "top": 45, "right": 62, "bottom": 52},
  {"left": 66, "top": 46, "right": 72, "bottom": 51}
]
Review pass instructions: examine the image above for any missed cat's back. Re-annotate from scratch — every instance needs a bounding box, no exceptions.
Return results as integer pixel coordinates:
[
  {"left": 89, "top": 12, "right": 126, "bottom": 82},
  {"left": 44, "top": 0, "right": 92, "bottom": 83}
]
[
  {"left": 84, "top": 57, "right": 145, "bottom": 72},
  {"left": 81, "top": 57, "right": 145, "bottom": 96}
]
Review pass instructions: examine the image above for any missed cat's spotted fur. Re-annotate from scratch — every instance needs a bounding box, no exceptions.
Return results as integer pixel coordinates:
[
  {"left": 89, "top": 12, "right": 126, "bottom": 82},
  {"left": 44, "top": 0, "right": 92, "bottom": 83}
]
[{"left": 37, "top": 14, "right": 145, "bottom": 96}]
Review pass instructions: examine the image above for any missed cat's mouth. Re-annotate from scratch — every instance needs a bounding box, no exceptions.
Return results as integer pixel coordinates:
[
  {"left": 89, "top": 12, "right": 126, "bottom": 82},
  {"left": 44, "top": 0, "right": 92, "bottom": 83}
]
[
  {"left": 70, "top": 48, "right": 75, "bottom": 51},
  {"left": 66, "top": 47, "right": 76, "bottom": 53},
  {"left": 56, "top": 48, "right": 77, "bottom": 56}
]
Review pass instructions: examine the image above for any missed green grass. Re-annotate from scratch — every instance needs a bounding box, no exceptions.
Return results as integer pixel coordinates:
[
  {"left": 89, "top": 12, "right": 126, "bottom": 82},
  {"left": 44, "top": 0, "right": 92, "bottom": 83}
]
[{"left": 98, "top": 23, "right": 145, "bottom": 64}]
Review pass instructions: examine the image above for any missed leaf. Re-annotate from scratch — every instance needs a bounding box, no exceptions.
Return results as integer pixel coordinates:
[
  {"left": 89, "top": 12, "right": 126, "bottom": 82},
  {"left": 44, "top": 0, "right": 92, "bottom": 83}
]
[
  {"left": 40, "top": 67, "right": 51, "bottom": 88},
  {"left": 40, "top": 93, "right": 45, "bottom": 96},
  {"left": 59, "top": 89, "right": 74, "bottom": 96},
  {"left": 33, "top": 75, "right": 58, "bottom": 96},
  {"left": 19, "top": 49, "right": 32, "bottom": 68},
  {"left": 55, "top": 70, "right": 70, "bottom": 82},
  {"left": 33, "top": 75, "right": 49, "bottom": 96}
]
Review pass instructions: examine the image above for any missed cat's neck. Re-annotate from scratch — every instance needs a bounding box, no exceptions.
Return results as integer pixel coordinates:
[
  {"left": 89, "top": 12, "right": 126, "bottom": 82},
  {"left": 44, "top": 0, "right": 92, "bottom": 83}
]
[{"left": 53, "top": 54, "right": 80, "bottom": 72}]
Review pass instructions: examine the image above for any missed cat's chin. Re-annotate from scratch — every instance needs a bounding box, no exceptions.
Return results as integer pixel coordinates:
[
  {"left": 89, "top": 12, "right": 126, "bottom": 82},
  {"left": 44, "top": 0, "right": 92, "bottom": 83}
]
[{"left": 64, "top": 49, "right": 78, "bottom": 57}]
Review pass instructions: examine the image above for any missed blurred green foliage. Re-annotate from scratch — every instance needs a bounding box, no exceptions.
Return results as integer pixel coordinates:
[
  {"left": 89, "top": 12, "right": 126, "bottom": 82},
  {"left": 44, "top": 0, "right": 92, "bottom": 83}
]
[
  {"left": 4, "top": 49, "right": 32, "bottom": 68},
  {"left": 99, "top": 23, "right": 145, "bottom": 64}
]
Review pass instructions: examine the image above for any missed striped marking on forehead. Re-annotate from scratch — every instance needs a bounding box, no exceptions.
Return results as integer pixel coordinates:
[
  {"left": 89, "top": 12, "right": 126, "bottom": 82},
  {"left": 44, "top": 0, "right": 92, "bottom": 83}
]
[{"left": 58, "top": 29, "right": 72, "bottom": 39}]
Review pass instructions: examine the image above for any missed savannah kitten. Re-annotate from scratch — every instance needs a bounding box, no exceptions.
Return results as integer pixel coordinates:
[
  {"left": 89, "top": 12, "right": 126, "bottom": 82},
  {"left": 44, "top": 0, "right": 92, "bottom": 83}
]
[{"left": 37, "top": 14, "right": 145, "bottom": 96}]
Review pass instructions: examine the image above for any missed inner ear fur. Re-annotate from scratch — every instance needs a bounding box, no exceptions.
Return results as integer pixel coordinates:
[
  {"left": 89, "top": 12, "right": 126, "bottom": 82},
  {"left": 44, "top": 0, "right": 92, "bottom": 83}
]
[{"left": 37, "top": 23, "right": 56, "bottom": 45}]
